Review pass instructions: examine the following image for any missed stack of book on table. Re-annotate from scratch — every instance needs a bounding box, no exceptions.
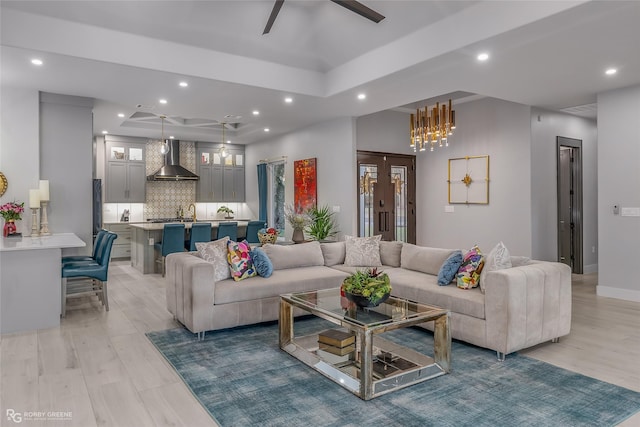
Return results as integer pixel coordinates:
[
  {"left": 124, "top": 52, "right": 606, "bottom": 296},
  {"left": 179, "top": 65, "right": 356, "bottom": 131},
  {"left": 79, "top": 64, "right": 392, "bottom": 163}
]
[{"left": 317, "top": 329, "right": 355, "bottom": 364}]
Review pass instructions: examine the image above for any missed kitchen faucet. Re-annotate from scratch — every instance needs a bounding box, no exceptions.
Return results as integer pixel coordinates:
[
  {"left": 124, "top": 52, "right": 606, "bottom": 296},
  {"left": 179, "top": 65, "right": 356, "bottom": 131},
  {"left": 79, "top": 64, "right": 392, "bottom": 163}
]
[{"left": 188, "top": 203, "right": 197, "bottom": 222}]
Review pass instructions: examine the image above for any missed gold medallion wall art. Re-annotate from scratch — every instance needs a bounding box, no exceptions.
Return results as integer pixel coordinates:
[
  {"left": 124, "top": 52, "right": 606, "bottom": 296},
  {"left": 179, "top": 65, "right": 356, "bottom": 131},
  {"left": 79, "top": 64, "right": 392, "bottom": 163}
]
[{"left": 448, "top": 155, "right": 489, "bottom": 204}]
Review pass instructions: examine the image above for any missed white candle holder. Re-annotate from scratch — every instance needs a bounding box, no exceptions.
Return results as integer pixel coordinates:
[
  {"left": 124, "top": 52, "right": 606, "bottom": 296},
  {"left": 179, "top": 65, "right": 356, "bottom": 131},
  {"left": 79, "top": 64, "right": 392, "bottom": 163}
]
[
  {"left": 40, "top": 201, "right": 51, "bottom": 236},
  {"left": 30, "top": 208, "right": 40, "bottom": 237}
]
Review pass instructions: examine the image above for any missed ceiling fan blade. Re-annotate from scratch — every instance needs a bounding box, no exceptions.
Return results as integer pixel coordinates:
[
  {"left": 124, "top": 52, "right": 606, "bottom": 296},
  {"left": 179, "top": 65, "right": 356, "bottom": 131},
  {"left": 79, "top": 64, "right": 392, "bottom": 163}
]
[
  {"left": 330, "top": 0, "right": 385, "bottom": 23},
  {"left": 263, "top": 0, "right": 285, "bottom": 35}
]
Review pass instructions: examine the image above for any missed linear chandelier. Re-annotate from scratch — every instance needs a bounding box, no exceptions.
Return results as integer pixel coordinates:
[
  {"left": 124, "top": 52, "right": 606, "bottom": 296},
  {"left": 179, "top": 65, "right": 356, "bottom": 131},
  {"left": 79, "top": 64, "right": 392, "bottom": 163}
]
[{"left": 409, "top": 99, "right": 456, "bottom": 152}]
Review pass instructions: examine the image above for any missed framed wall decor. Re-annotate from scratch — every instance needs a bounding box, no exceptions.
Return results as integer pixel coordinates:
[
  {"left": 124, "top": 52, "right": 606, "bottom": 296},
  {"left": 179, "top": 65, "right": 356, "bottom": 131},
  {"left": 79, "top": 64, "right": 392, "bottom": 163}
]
[
  {"left": 294, "top": 157, "right": 317, "bottom": 213},
  {"left": 448, "top": 155, "right": 489, "bottom": 204}
]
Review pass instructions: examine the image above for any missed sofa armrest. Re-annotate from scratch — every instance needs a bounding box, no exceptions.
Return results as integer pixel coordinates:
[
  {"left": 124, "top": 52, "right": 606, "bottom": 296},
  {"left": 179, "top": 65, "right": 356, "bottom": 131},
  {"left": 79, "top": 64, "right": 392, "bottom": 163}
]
[
  {"left": 165, "top": 252, "right": 216, "bottom": 333},
  {"left": 483, "top": 262, "right": 572, "bottom": 355}
]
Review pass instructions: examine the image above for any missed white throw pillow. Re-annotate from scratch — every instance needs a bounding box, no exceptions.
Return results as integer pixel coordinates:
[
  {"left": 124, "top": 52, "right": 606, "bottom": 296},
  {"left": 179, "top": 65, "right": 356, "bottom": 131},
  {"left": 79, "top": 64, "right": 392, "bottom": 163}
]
[
  {"left": 479, "top": 241, "right": 512, "bottom": 292},
  {"left": 196, "top": 237, "right": 231, "bottom": 282},
  {"left": 344, "top": 235, "right": 382, "bottom": 267}
]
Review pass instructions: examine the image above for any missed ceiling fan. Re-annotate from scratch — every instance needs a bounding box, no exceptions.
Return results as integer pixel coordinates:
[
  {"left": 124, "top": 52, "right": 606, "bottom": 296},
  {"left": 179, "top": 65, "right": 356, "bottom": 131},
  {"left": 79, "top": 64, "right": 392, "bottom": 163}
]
[{"left": 263, "top": 0, "right": 385, "bottom": 34}]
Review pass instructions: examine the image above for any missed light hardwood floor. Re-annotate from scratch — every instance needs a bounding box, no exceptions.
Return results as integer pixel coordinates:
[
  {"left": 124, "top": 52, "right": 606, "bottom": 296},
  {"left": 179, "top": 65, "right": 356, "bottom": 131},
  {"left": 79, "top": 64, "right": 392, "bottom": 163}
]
[{"left": 1, "top": 263, "right": 639, "bottom": 427}]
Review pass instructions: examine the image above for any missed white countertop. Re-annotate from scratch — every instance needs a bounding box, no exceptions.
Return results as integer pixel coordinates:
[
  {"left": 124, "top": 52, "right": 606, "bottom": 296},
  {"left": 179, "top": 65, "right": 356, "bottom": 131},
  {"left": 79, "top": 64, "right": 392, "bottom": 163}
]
[
  {"left": 0, "top": 233, "right": 86, "bottom": 252},
  {"left": 129, "top": 221, "right": 249, "bottom": 231}
]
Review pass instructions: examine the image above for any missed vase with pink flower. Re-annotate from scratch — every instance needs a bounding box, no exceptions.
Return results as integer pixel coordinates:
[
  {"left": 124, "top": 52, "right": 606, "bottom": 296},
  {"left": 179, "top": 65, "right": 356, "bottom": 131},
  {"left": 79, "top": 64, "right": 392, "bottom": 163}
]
[{"left": 1, "top": 201, "right": 25, "bottom": 237}]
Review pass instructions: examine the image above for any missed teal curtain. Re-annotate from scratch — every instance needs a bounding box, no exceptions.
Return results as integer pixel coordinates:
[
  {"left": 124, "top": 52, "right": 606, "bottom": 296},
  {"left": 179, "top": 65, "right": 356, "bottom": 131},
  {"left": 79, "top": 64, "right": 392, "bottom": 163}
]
[{"left": 257, "top": 163, "right": 267, "bottom": 222}]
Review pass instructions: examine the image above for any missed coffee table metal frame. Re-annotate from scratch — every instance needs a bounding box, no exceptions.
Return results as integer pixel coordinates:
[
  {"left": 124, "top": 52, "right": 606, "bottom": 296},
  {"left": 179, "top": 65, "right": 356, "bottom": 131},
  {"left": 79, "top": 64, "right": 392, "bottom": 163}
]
[{"left": 279, "top": 288, "right": 451, "bottom": 400}]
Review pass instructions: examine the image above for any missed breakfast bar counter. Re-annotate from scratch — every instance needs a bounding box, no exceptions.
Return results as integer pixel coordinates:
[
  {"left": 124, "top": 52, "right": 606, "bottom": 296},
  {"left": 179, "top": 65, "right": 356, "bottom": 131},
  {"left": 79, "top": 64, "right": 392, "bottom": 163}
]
[
  {"left": 0, "top": 233, "right": 86, "bottom": 334},
  {"left": 129, "top": 221, "right": 248, "bottom": 274}
]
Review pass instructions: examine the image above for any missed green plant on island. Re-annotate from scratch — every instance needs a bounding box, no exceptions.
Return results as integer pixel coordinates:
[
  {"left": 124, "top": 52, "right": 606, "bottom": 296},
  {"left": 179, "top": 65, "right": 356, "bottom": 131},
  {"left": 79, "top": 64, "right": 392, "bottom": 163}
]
[
  {"left": 341, "top": 268, "right": 391, "bottom": 305},
  {"left": 306, "top": 204, "right": 338, "bottom": 241},
  {"left": 217, "top": 206, "right": 234, "bottom": 217}
]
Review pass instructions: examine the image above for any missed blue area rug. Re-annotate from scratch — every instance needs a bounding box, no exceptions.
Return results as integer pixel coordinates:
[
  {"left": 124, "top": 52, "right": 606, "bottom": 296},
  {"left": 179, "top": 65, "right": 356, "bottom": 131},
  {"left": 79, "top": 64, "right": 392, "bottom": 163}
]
[{"left": 147, "top": 317, "right": 640, "bottom": 427}]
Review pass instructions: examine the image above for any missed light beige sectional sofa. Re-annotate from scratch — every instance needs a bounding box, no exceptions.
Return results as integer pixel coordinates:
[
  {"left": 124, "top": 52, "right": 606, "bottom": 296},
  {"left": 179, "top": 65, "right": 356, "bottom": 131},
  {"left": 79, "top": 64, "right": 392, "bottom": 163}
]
[{"left": 165, "top": 240, "right": 571, "bottom": 360}]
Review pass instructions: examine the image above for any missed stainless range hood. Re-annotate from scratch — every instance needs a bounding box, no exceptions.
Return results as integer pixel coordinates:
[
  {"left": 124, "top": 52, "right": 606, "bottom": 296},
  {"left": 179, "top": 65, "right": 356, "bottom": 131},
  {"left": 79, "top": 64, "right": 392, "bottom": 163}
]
[{"left": 147, "top": 140, "right": 199, "bottom": 181}]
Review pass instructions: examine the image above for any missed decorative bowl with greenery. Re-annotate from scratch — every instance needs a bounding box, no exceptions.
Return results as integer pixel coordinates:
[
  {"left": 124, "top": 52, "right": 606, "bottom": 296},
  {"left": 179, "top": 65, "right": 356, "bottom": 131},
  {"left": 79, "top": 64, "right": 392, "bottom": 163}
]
[
  {"left": 341, "top": 268, "right": 391, "bottom": 307},
  {"left": 217, "top": 206, "right": 234, "bottom": 218},
  {"left": 307, "top": 204, "right": 338, "bottom": 241}
]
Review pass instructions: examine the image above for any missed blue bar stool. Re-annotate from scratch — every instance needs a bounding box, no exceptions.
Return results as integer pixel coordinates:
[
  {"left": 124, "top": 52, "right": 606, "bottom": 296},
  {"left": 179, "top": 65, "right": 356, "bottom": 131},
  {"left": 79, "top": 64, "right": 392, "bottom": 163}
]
[
  {"left": 186, "top": 222, "right": 212, "bottom": 251},
  {"left": 216, "top": 221, "right": 238, "bottom": 242},
  {"left": 245, "top": 220, "right": 266, "bottom": 244},
  {"left": 154, "top": 224, "right": 186, "bottom": 276},
  {"left": 62, "top": 229, "right": 108, "bottom": 264},
  {"left": 61, "top": 231, "right": 117, "bottom": 317}
]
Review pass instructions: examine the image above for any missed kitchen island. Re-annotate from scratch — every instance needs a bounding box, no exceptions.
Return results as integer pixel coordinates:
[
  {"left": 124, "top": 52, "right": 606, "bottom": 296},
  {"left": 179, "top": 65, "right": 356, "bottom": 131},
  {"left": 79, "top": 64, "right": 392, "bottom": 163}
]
[
  {"left": 129, "top": 221, "right": 249, "bottom": 274},
  {"left": 0, "top": 233, "right": 86, "bottom": 334}
]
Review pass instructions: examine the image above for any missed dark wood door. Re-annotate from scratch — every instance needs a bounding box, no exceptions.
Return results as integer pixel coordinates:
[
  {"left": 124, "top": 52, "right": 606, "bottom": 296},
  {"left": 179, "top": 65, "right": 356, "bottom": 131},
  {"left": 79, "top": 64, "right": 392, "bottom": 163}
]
[{"left": 357, "top": 151, "right": 416, "bottom": 243}]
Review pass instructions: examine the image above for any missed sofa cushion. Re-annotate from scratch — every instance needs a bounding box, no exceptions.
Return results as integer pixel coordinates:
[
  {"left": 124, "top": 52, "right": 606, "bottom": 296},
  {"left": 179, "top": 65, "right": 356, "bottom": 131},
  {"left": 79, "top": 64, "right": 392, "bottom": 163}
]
[
  {"left": 456, "top": 245, "right": 484, "bottom": 289},
  {"left": 510, "top": 256, "right": 531, "bottom": 267},
  {"left": 479, "top": 242, "right": 511, "bottom": 292},
  {"left": 251, "top": 247, "right": 273, "bottom": 278},
  {"left": 262, "top": 241, "right": 324, "bottom": 270},
  {"left": 437, "top": 250, "right": 463, "bottom": 286},
  {"left": 195, "top": 237, "right": 230, "bottom": 282},
  {"left": 401, "top": 244, "right": 457, "bottom": 276},
  {"left": 344, "top": 235, "right": 382, "bottom": 267},
  {"left": 321, "top": 241, "right": 346, "bottom": 266},
  {"left": 227, "top": 240, "right": 257, "bottom": 281},
  {"left": 380, "top": 241, "right": 403, "bottom": 267},
  {"left": 214, "top": 266, "right": 349, "bottom": 305},
  {"left": 386, "top": 268, "right": 485, "bottom": 319}
]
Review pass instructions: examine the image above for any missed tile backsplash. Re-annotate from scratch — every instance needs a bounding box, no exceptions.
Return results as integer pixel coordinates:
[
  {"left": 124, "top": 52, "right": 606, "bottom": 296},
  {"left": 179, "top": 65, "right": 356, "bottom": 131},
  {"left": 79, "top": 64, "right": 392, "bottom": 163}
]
[{"left": 103, "top": 139, "right": 256, "bottom": 222}]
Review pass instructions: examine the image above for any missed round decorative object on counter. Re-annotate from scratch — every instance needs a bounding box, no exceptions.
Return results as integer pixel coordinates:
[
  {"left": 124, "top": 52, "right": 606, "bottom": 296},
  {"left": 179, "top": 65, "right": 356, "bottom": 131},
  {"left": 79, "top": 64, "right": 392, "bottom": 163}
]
[
  {"left": 0, "top": 172, "right": 7, "bottom": 197},
  {"left": 258, "top": 231, "right": 277, "bottom": 245}
]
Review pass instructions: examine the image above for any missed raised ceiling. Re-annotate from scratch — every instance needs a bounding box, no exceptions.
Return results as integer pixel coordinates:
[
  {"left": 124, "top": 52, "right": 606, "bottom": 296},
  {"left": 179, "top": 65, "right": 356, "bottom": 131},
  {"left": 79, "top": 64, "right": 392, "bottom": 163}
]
[{"left": 1, "top": 1, "right": 639, "bottom": 144}]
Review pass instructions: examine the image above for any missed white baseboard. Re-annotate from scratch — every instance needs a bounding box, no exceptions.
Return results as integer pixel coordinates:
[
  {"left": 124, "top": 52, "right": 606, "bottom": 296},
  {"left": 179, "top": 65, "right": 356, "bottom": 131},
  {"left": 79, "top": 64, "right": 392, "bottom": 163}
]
[
  {"left": 583, "top": 264, "right": 598, "bottom": 274},
  {"left": 597, "top": 285, "right": 640, "bottom": 302}
]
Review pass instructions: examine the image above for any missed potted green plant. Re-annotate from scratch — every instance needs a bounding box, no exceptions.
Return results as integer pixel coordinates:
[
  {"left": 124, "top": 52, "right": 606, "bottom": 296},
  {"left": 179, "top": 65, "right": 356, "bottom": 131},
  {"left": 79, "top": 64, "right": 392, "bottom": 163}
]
[
  {"left": 341, "top": 268, "right": 392, "bottom": 307},
  {"left": 217, "top": 206, "right": 234, "bottom": 219},
  {"left": 307, "top": 204, "right": 338, "bottom": 241}
]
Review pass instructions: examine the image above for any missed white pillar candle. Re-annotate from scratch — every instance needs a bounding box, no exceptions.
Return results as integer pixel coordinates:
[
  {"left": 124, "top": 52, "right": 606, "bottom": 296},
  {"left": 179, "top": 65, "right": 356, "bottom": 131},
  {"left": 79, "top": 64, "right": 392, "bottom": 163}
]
[
  {"left": 39, "top": 180, "right": 50, "bottom": 201},
  {"left": 29, "top": 189, "right": 41, "bottom": 208}
]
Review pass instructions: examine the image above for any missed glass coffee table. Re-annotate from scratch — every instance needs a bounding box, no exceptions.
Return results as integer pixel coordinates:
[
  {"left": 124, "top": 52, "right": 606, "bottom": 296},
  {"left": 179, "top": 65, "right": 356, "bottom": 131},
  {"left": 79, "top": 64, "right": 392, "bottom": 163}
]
[{"left": 279, "top": 288, "right": 451, "bottom": 400}]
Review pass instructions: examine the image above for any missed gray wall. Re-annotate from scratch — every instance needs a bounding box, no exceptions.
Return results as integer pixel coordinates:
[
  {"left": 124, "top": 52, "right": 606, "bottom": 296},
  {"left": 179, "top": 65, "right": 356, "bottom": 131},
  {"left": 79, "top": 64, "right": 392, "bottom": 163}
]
[
  {"left": 530, "top": 108, "right": 598, "bottom": 269},
  {"left": 245, "top": 117, "right": 357, "bottom": 240},
  {"left": 40, "top": 92, "right": 94, "bottom": 255},
  {"left": 415, "top": 98, "right": 533, "bottom": 255},
  {"left": 0, "top": 86, "right": 40, "bottom": 233},
  {"left": 356, "top": 97, "right": 533, "bottom": 256},
  {"left": 597, "top": 84, "right": 640, "bottom": 301}
]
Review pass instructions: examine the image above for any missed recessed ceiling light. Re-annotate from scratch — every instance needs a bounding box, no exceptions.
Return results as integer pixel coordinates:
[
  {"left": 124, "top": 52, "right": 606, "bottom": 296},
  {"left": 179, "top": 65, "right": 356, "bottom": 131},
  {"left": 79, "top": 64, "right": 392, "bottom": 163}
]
[
  {"left": 264, "top": 128, "right": 270, "bottom": 132},
  {"left": 179, "top": 81, "right": 188, "bottom": 87},
  {"left": 605, "top": 68, "right": 617, "bottom": 75},
  {"left": 117, "top": 113, "right": 125, "bottom": 118},
  {"left": 477, "top": 53, "right": 489, "bottom": 61},
  {"left": 226, "top": 140, "right": 231, "bottom": 144},
  {"left": 252, "top": 110, "right": 260, "bottom": 116},
  {"left": 169, "top": 136, "right": 174, "bottom": 139},
  {"left": 284, "top": 97, "right": 293, "bottom": 104},
  {"left": 159, "top": 99, "right": 168, "bottom": 104},
  {"left": 101, "top": 130, "right": 108, "bottom": 134},
  {"left": 357, "top": 93, "right": 366, "bottom": 100},
  {"left": 31, "top": 58, "right": 43, "bottom": 66}
]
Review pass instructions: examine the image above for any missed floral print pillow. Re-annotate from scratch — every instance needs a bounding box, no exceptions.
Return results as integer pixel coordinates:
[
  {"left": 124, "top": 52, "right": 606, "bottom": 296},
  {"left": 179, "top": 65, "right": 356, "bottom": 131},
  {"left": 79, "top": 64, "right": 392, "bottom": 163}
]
[
  {"left": 227, "top": 240, "right": 257, "bottom": 281},
  {"left": 456, "top": 245, "right": 484, "bottom": 289},
  {"left": 344, "top": 235, "right": 382, "bottom": 267}
]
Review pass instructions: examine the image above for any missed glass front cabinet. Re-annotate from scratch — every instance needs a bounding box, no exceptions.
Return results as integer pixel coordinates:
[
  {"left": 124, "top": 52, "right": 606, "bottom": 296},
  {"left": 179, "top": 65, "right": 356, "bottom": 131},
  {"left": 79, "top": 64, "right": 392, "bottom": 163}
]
[
  {"left": 105, "top": 136, "right": 147, "bottom": 203},
  {"left": 196, "top": 143, "right": 245, "bottom": 202}
]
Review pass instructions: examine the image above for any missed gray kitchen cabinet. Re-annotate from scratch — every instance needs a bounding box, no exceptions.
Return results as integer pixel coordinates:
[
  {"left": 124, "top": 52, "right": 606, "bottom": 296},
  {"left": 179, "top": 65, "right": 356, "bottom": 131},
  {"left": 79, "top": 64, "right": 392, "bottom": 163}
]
[
  {"left": 196, "top": 143, "right": 244, "bottom": 202},
  {"left": 105, "top": 137, "right": 146, "bottom": 203}
]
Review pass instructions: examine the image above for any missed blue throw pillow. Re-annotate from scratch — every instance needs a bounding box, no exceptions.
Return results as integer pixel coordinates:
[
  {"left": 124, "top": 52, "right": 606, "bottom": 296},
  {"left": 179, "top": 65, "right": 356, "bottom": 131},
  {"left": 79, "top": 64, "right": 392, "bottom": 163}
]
[
  {"left": 251, "top": 247, "right": 273, "bottom": 278},
  {"left": 437, "top": 250, "right": 463, "bottom": 286}
]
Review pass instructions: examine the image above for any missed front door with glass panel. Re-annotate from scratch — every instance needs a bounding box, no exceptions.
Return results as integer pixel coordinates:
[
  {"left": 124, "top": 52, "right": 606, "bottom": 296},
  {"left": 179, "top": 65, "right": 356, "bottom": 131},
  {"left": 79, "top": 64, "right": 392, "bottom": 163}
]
[{"left": 357, "top": 151, "right": 415, "bottom": 243}]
